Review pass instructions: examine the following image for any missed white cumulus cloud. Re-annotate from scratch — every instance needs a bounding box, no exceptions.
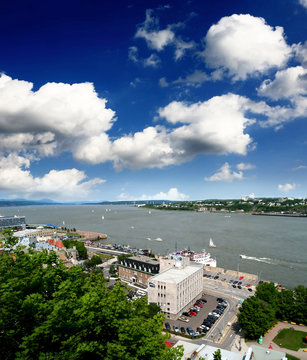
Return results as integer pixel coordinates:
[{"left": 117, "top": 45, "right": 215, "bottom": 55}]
[
  {"left": 258, "top": 66, "right": 307, "bottom": 100},
  {"left": 299, "top": 0, "right": 307, "bottom": 9},
  {"left": 278, "top": 183, "right": 296, "bottom": 192},
  {"left": 0, "top": 73, "right": 115, "bottom": 162},
  {"left": 117, "top": 187, "right": 189, "bottom": 201},
  {"left": 202, "top": 14, "right": 292, "bottom": 80},
  {"left": 205, "top": 163, "right": 244, "bottom": 182},
  {"left": 0, "top": 154, "right": 105, "bottom": 201}
]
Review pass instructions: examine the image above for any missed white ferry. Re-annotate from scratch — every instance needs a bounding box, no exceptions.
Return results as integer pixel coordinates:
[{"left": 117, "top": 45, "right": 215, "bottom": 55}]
[{"left": 170, "top": 249, "right": 217, "bottom": 267}]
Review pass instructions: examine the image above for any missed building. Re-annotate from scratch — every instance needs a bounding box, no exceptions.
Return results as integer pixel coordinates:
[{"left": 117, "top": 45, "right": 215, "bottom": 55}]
[
  {"left": 147, "top": 256, "right": 203, "bottom": 320},
  {"left": 173, "top": 342, "right": 243, "bottom": 360},
  {"left": 118, "top": 255, "right": 160, "bottom": 286},
  {"left": 245, "top": 345, "right": 287, "bottom": 360},
  {"left": 0, "top": 215, "right": 26, "bottom": 230}
]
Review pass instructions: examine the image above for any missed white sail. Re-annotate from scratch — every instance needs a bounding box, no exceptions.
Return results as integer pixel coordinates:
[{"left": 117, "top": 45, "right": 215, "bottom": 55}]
[{"left": 209, "top": 238, "right": 216, "bottom": 248}]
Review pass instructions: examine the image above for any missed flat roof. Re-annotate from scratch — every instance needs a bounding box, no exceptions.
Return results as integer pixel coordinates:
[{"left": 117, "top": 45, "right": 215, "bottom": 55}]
[
  {"left": 150, "top": 263, "right": 202, "bottom": 284},
  {"left": 128, "top": 255, "right": 159, "bottom": 265},
  {"left": 250, "top": 345, "right": 286, "bottom": 360},
  {"left": 174, "top": 341, "right": 243, "bottom": 360}
]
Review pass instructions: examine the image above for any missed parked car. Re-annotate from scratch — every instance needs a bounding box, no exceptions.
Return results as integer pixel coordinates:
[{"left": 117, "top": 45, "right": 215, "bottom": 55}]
[
  {"left": 179, "top": 316, "right": 189, "bottom": 322},
  {"left": 187, "top": 327, "right": 194, "bottom": 336},
  {"left": 217, "top": 298, "right": 225, "bottom": 302},
  {"left": 248, "top": 288, "right": 253, "bottom": 292},
  {"left": 189, "top": 311, "right": 197, "bottom": 316},
  {"left": 183, "top": 312, "right": 192, "bottom": 317},
  {"left": 173, "top": 325, "right": 179, "bottom": 333},
  {"left": 239, "top": 276, "right": 244, "bottom": 280},
  {"left": 165, "top": 322, "right": 171, "bottom": 330},
  {"left": 238, "top": 285, "right": 242, "bottom": 289},
  {"left": 246, "top": 283, "right": 251, "bottom": 287},
  {"left": 180, "top": 327, "right": 186, "bottom": 334}
]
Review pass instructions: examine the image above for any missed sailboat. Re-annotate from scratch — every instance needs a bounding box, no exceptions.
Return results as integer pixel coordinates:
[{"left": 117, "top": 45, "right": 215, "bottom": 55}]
[{"left": 209, "top": 238, "right": 216, "bottom": 248}]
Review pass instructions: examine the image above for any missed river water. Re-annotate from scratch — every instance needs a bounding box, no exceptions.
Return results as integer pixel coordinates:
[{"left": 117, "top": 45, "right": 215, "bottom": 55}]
[{"left": 1, "top": 205, "right": 306, "bottom": 289}]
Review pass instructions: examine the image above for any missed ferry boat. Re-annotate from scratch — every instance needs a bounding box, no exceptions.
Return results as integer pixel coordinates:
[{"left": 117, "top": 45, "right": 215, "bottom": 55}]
[{"left": 170, "top": 249, "right": 217, "bottom": 267}]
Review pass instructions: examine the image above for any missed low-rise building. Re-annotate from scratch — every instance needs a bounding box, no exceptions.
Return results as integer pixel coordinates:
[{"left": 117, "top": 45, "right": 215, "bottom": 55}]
[
  {"left": 173, "top": 342, "right": 243, "bottom": 360},
  {"left": 147, "top": 256, "right": 203, "bottom": 320},
  {"left": 118, "top": 255, "right": 160, "bottom": 286}
]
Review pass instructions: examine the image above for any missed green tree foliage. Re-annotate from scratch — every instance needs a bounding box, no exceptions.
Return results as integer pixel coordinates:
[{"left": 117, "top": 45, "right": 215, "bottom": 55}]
[
  {"left": 255, "top": 282, "right": 278, "bottom": 308},
  {"left": 0, "top": 249, "right": 183, "bottom": 360},
  {"left": 62, "top": 239, "right": 87, "bottom": 259},
  {"left": 213, "top": 348, "right": 222, "bottom": 360},
  {"left": 238, "top": 296, "right": 276, "bottom": 339},
  {"left": 239, "top": 282, "right": 307, "bottom": 339},
  {"left": 84, "top": 255, "right": 103, "bottom": 269},
  {"left": 109, "top": 264, "right": 117, "bottom": 276}
]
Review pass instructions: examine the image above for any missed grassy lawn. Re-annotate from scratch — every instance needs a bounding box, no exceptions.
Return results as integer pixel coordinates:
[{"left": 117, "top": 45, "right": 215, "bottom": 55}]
[
  {"left": 273, "top": 328, "right": 307, "bottom": 351},
  {"left": 286, "top": 354, "right": 300, "bottom": 360}
]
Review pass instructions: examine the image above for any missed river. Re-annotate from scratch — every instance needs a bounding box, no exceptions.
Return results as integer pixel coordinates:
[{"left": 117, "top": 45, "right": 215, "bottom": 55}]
[{"left": 1, "top": 205, "right": 306, "bottom": 289}]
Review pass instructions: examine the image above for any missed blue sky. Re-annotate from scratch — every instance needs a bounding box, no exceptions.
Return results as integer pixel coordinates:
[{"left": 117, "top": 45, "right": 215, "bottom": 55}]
[{"left": 0, "top": 0, "right": 307, "bottom": 201}]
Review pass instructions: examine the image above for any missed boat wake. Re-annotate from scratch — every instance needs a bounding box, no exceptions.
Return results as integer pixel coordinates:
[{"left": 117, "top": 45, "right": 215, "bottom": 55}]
[{"left": 240, "top": 254, "right": 275, "bottom": 264}]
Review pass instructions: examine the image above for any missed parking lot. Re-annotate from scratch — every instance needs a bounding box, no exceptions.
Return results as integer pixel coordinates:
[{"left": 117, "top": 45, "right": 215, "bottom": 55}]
[
  {"left": 203, "top": 269, "right": 257, "bottom": 297},
  {"left": 163, "top": 292, "right": 227, "bottom": 336}
]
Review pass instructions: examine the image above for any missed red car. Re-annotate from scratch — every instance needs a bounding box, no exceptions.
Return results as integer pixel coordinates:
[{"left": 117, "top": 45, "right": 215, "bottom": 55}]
[
  {"left": 246, "top": 283, "right": 251, "bottom": 287},
  {"left": 194, "top": 302, "right": 203, "bottom": 308},
  {"left": 189, "top": 311, "right": 197, "bottom": 316},
  {"left": 239, "top": 276, "right": 244, "bottom": 280}
]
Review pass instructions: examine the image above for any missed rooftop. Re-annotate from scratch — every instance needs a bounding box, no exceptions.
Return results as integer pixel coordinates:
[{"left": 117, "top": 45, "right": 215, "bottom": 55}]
[
  {"left": 174, "top": 341, "right": 243, "bottom": 360},
  {"left": 149, "top": 262, "right": 202, "bottom": 284},
  {"left": 127, "top": 255, "right": 159, "bottom": 265}
]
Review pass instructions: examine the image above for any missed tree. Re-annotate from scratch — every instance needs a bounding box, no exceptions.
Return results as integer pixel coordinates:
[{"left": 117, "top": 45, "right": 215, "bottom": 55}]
[
  {"left": 84, "top": 255, "right": 103, "bottom": 270},
  {"left": 255, "top": 282, "right": 278, "bottom": 309},
  {"left": 62, "top": 239, "right": 87, "bottom": 259},
  {"left": 109, "top": 264, "right": 117, "bottom": 276},
  {"left": 213, "top": 349, "right": 222, "bottom": 360},
  {"left": 0, "top": 249, "right": 183, "bottom": 360},
  {"left": 238, "top": 296, "right": 276, "bottom": 339}
]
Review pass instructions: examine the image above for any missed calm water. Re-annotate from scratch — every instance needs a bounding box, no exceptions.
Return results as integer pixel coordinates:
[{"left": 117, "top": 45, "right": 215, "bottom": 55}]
[{"left": 1, "top": 205, "right": 306, "bottom": 289}]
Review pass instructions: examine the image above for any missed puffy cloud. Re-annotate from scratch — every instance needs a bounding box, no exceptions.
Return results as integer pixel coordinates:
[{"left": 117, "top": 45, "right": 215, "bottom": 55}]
[
  {"left": 258, "top": 66, "right": 307, "bottom": 100},
  {"left": 134, "top": 9, "right": 193, "bottom": 60},
  {"left": 135, "top": 10, "right": 175, "bottom": 51},
  {"left": 117, "top": 187, "right": 189, "bottom": 201},
  {"left": 236, "top": 162, "right": 255, "bottom": 170},
  {"left": 112, "top": 127, "right": 176, "bottom": 170},
  {"left": 299, "top": 0, "right": 307, "bottom": 9},
  {"left": 0, "top": 154, "right": 105, "bottom": 201},
  {"left": 159, "top": 94, "right": 255, "bottom": 156},
  {"left": 294, "top": 41, "right": 307, "bottom": 68},
  {"left": 278, "top": 183, "right": 296, "bottom": 192},
  {"left": 112, "top": 94, "right": 257, "bottom": 170},
  {"left": 0, "top": 74, "right": 115, "bottom": 160},
  {"left": 202, "top": 14, "right": 292, "bottom": 80},
  {"left": 204, "top": 163, "right": 244, "bottom": 182}
]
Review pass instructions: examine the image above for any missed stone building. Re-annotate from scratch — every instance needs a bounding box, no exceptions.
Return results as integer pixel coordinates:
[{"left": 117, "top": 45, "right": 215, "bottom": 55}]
[{"left": 118, "top": 255, "right": 160, "bottom": 287}]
